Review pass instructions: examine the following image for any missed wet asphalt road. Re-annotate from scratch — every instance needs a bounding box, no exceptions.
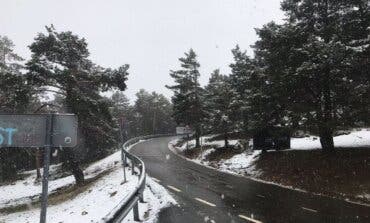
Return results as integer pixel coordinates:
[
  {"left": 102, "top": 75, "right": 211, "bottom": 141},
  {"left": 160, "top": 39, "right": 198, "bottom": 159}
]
[{"left": 130, "top": 136, "right": 370, "bottom": 223}]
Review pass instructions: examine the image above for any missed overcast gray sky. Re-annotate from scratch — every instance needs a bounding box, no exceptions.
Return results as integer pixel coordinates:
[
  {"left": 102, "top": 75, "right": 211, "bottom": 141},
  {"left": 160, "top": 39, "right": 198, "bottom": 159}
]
[{"left": 1, "top": 0, "right": 284, "bottom": 100}]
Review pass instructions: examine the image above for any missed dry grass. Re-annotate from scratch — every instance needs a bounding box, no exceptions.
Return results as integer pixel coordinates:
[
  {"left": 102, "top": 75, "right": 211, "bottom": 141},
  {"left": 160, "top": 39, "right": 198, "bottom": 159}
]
[{"left": 255, "top": 148, "right": 370, "bottom": 204}]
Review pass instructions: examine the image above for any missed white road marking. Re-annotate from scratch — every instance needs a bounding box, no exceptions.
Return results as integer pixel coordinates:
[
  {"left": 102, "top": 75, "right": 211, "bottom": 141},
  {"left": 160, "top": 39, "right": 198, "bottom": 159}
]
[
  {"left": 151, "top": 177, "right": 161, "bottom": 182},
  {"left": 238, "top": 214, "right": 263, "bottom": 223},
  {"left": 194, "top": 197, "right": 216, "bottom": 207},
  {"left": 256, "top": 194, "right": 265, "bottom": 198},
  {"left": 301, "top": 206, "right": 318, "bottom": 213},
  {"left": 167, "top": 185, "right": 182, "bottom": 193}
]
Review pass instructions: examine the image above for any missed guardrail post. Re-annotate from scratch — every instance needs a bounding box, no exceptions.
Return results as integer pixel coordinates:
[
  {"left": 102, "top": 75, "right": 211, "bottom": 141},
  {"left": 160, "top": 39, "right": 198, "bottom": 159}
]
[
  {"left": 139, "top": 174, "right": 145, "bottom": 203},
  {"left": 139, "top": 192, "right": 144, "bottom": 203},
  {"left": 137, "top": 164, "right": 142, "bottom": 180},
  {"left": 131, "top": 160, "right": 135, "bottom": 175},
  {"left": 133, "top": 202, "right": 140, "bottom": 221},
  {"left": 122, "top": 152, "right": 127, "bottom": 182}
]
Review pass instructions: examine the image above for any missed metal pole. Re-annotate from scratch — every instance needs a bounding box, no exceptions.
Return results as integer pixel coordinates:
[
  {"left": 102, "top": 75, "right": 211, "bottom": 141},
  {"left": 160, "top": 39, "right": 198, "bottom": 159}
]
[{"left": 40, "top": 114, "right": 54, "bottom": 223}]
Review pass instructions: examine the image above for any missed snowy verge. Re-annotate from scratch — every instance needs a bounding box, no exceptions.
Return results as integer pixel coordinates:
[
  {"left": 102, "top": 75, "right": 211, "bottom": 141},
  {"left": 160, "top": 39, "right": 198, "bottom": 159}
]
[
  {"left": 0, "top": 150, "right": 122, "bottom": 209},
  {"left": 290, "top": 129, "right": 370, "bottom": 150},
  {"left": 0, "top": 139, "right": 176, "bottom": 223},
  {"left": 0, "top": 141, "right": 145, "bottom": 209},
  {"left": 0, "top": 168, "right": 176, "bottom": 223},
  {"left": 130, "top": 176, "right": 177, "bottom": 223},
  {"left": 178, "top": 129, "right": 370, "bottom": 152},
  {"left": 175, "top": 135, "right": 239, "bottom": 152}
]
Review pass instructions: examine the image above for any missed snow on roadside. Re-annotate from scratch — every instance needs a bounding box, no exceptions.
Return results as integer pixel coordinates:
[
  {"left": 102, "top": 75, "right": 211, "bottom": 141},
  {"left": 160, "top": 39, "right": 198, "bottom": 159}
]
[
  {"left": 190, "top": 149, "right": 260, "bottom": 177},
  {"left": 356, "top": 193, "right": 370, "bottom": 201},
  {"left": 179, "top": 129, "right": 370, "bottom": 152},
  {"left": 0, "top": 170, "right": 75, "bottom": 208},
  {"left": 0, "top": 166, "right": 135, "bottom": 223},
  {"left": 290, "top": 129, "right": 370, "bottom": 150},
  {"left": 0, "top": 139, "right": 176, "bottom": 223},
  {"left": 0, "top": 150, "right": 122, "bottom": 209},
  {"left": 169, "top": 138, "right": 260, "bottom": 178},
  {"left": 218, "top": 151, "right": 261, "bottom": 176},
  {"left": 178, "top": 135, "right": 239, "bottom": 152},
  {"left": 0, "top": 141, "right": 145, "bottom": 209},
  {"left": 0, "top": 168, "right": 176, "bottom": 223},
  {"left": 193, "top": 148, "right": 215, "bottom": 164},
  {"left": 134, "top": 177, "right": 177, "bottom": 223}
]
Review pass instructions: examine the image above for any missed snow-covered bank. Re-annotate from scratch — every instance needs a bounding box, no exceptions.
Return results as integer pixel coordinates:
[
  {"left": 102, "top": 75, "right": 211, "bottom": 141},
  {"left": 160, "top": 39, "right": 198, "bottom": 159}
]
[
  {"left": 175, "top": 135, "right": 240, "bottom": 152},
  {"left": 0, "top": 141, "right": 146, "bottom": 209},
  {"left": 0, "top": 140, "right": 176, "bottom": 223},
  {"left": 177, "top": 129, "right": 370, "bottom": 152},
  {"left": 0, "top": 150, "right": 123, "bottom": 209},
  {"left": 171, "top": 130, "right": 370, "bottom": 178},
  {"left": 0, "top": 168, "right": 176, "bottom": 223},
  {"left": 290, "top": 129, "right": 370, "bottom": 150},
  {"left": 169, "top": 139, "right": 261, "bottom": 177},
  {"left": 217, "top": 151, "right": 261, "bottom": 176}
]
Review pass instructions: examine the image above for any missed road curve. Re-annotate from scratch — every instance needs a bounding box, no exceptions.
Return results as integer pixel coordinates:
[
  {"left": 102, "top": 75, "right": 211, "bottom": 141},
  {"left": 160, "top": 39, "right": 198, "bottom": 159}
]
[{"left": 130, "top": 136, "right": 370, "bottom": 223}]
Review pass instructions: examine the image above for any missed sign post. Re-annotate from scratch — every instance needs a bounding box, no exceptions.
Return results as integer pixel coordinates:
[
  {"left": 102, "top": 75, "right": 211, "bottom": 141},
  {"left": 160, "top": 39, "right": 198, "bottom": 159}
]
[
  {"left": 40, "top": 114, "right": 54, "bottom": 223},
  {"left": 0, "top": 114, "right": 78, "bottom": 223}
]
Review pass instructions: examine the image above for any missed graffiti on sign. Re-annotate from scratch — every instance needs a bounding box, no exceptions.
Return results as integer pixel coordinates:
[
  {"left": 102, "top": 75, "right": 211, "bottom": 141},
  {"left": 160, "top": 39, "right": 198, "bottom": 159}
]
[
  {"left": 0, "top": 114, "right": 77, "bottom": 148},
  {"left": 0, "top": 127, "right": 17, "bottom": 146}
]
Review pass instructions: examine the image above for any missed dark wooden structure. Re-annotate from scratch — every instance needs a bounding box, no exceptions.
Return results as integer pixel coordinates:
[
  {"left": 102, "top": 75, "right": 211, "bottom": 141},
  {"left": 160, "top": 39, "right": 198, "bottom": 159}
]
[{"left": 253, "top": 127, "right": 291, "bottom": 151}]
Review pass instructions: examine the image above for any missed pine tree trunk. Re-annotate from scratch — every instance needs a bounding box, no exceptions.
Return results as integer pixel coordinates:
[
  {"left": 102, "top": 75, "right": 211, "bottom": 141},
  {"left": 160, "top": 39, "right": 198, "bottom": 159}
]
[
  {"left": 62, "top": 148, "right": 85, "bottom": 185},
  {"left": 71, "top": 164, "right": 84, "bottom": 185},
  {"left": 0, "top": 149, "right": 18, "bottom": 181},
  {"left": 224, "top": 133, "right": 229, "bottom": 148},
  {"left": 319, "top": 126, "right": 334, "bottom": 152},
  {"left": 63, "top": 83, "right": 84, "bottom": 185},
  {"left": 319, "top": 65, "right": 335, "bottom": 152},
  {"left": 195, "top": 125, "right": 201, "bottom": 148}
]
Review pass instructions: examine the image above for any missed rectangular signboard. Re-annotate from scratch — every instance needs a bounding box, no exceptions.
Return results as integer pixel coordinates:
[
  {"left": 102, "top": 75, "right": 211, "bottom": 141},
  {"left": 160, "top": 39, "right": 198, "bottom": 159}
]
[
  {"left": 176, "top": 126, "right": 193, "bottom": 135},
  {"left": 52, "top": 114, "right": 78, "bottom": 147},
  {"left": 0, "top": 114, "right": 78, "bottom": 148}
]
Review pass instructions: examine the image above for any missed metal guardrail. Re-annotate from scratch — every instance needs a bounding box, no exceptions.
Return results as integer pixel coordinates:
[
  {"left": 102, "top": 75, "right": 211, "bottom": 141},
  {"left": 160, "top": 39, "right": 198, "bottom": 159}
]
[{"left": 102, "top": 134, "right": 173, "bottom": 223}]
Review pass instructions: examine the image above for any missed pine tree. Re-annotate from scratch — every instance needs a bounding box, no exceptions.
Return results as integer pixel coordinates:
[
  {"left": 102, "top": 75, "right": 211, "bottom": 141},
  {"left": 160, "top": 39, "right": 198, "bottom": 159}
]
[
  {"left": 228, "top": 46, "right": 251, "bottom": 133},
  {"left": 166, "top": 49, "right": 206, "bottom": 147},
  {"left": 252, "top": 0, "right": 370, "bottom": 151},
  {"left": 149, "top": 92, "right": 176, "bottom": 135},
  {"left": 339, "top": 0, "right": 370, "bottom": 126},
  {"left": 228, "top": 45, "right": 281, "bottom": 136},
  {"left": 131, "top": 90, "right": 176, "bottom": 136},
  {"left": 110, "top": 90, "right": 176, "bottom": 138},
  {"left": 0, "top": 36, "right": 37, "bottom": 182},
  {"left": 204, "top": 69, "right": 233, "bottom": 147},
  {"left": 110, "top": 91, "right": 132, "bottom": 140},
  {"left": 0, "top": 36, "right": 33, "bottom": 113},
  {"left": 26, "top": 26, "right": 129, "bottom": 183}
]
